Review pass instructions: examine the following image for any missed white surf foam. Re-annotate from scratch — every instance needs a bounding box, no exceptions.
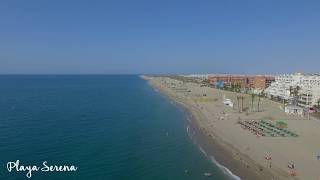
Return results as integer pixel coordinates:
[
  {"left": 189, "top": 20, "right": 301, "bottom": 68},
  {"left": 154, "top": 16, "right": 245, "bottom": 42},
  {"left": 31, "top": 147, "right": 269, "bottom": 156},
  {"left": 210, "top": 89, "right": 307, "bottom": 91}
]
[
  {"left": 199, "top": 146, "right": 208, "bottom": 156},
  {"left": 198, "top": 146, "right": 242, "bottom": 180},
  {"left": 210, "top": 156, "right": 242, "bottom": 180}
]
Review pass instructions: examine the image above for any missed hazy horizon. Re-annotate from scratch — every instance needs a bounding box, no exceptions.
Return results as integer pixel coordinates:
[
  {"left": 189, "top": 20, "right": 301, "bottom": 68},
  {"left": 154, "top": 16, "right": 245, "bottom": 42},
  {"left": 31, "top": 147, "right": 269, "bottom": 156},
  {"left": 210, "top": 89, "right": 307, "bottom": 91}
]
[
  {"left": 0, "top": 72, "right": 314, "bottom": 75},
  {"left": 1, "top": 1, "right": 320, "bottom": 74}
]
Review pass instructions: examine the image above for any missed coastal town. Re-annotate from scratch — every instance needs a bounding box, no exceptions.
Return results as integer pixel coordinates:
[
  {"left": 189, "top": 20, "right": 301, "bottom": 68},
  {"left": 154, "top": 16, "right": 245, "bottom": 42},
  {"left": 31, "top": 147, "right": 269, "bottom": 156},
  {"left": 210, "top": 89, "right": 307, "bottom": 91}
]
[
  {"left": 144, "top": 72, "right": 320, "bottom": 180},
  {"left": 185, "top": 73, "right": 320, "bottom": 117}
]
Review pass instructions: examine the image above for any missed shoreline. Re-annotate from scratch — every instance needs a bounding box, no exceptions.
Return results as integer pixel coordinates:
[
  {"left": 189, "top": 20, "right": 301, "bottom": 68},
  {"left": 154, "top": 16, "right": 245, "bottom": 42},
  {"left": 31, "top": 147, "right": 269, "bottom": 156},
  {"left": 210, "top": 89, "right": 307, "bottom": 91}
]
[
  {"left": 143, "top": 75, "right": 298, "bottom": 180},
  {"left": 180, "top": 101, "right": 285, "bottom": 180},
  {"left": 152, "top": 84, "right": 276, "bottom": 180},
  {"left": 151, "top": 86, "right": 242, "bottom": 179}
]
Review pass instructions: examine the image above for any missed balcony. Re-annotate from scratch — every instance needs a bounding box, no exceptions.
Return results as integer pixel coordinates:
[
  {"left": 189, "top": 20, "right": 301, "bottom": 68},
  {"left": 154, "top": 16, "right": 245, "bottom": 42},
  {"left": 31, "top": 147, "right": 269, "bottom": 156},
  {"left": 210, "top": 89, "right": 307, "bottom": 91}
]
[{"left": 298, "top": 101, "right": 312, "bottom": 108}]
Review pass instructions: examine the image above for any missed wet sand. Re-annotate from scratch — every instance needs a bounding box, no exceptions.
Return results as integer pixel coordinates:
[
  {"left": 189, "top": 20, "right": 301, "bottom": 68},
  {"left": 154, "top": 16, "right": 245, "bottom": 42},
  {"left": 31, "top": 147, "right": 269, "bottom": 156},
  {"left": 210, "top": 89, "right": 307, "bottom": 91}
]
[
  {"left": 151, "top": 81, "right": 281, "bottom": 180},
  {"left": 143, "top": 76, "right": 320, "bottom": 180}
]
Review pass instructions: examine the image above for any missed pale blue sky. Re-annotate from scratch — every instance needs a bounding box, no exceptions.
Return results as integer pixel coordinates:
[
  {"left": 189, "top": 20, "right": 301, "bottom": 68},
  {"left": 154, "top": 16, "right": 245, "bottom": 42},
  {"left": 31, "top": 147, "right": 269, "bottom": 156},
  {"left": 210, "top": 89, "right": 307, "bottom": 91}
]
[{"left": 1, "top": 0, "right": 320, "bottom": 74}]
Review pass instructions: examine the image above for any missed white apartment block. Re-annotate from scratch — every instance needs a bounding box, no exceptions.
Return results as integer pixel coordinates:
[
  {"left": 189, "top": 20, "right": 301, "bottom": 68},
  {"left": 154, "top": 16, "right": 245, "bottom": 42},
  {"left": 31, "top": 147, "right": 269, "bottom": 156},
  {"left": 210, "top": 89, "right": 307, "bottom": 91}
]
[
  {"left": 298, "top": 84, "right": 320, "bottom": 108},
  {"left": 181, "top": 74, "right": 209, "bottom": 80},
  {"left": 265, "top": 73, "right": 320, "bottom": 107},
  {"left": 265, "top": 73, "right": 302, "bottom": 100}
]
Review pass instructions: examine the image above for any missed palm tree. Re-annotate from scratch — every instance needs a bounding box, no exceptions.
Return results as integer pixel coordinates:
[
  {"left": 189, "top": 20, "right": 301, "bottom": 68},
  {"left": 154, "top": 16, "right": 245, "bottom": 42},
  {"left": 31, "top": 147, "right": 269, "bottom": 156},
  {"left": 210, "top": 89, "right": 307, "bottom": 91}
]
[
  {"left": 237, "top": 84, "right": 241, "bottom": 92},
  {"left": 201, "top": 79, "right": 209, "bottom": 84},
  {"left": 293, "top": 86, "right": 300, "bottom": 98},
  {"left": 257, "top": 94, "right": 261, "bottom": 112},
  {"left": 251, "top": 93, "right": 256, "bottom": 111},
  {"left": 241, "top": 96, "right": 244, "bottom": 112},
  {"left": 292, "top": 86, "right": 301, "bottom": 105},
  {"left": 237, "top": 96, "right": 241, "bottom": 113},
  {"left": 231, "top": 84, "right": 235, "bottom": 92}
]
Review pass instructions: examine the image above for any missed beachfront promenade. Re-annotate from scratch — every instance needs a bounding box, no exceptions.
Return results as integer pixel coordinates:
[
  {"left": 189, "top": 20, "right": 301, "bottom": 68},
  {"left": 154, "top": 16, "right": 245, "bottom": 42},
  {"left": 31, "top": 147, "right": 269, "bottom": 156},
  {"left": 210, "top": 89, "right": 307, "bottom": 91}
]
[{"left": 145, "top": 76, "right": 320, "bottom": 180}]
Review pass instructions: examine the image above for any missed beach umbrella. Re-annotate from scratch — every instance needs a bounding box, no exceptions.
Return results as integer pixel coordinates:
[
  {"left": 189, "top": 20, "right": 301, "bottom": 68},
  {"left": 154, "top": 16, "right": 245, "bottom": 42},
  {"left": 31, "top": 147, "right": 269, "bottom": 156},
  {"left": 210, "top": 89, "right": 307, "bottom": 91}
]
[
  {"left": 264, "top": 153, "right": 272, "bottom": 160},
  {"left": 276, "top": 120, "right": 287, "bottom": 128}
]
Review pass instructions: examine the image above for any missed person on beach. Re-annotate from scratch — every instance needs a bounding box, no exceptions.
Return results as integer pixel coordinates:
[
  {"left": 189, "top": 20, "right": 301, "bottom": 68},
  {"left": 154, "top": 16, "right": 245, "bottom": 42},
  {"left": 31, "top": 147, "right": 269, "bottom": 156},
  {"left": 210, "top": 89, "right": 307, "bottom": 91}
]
[{"left": 288, "top": 162, "right": 295, "bottom": 169}]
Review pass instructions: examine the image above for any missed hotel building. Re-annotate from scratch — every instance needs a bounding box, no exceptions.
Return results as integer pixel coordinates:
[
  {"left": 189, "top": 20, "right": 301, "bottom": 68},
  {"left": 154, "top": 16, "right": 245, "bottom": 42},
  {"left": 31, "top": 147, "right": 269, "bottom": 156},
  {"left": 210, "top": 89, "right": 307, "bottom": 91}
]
[
  {"left": 265, "top": 73, "right": 320, "bottom": 107},
  {"left": 208, "top": 74, "right": 274, "bottom": 90}
]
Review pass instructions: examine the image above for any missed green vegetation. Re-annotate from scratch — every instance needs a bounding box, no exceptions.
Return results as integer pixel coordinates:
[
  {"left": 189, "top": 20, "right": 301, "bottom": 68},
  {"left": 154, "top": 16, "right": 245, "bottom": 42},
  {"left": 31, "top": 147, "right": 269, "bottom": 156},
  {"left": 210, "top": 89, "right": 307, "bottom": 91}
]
[{"left": 276, "top": 120, "right": 288, "bottom": 128}]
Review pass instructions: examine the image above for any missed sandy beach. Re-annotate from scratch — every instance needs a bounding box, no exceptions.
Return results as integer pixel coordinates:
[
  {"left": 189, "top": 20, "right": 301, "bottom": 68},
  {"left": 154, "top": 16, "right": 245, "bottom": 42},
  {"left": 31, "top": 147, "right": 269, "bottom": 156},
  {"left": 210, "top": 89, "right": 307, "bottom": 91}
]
[{"left": 143, "top": 76, "right": 320, "bottom": 180}]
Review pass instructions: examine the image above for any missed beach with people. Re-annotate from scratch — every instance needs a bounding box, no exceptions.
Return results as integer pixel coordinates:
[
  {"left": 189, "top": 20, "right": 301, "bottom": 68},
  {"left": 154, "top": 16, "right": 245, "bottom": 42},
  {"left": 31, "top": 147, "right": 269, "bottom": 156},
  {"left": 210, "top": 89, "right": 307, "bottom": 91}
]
[{"left": 144, "top": 75, "right": 320, "bottom": 180}]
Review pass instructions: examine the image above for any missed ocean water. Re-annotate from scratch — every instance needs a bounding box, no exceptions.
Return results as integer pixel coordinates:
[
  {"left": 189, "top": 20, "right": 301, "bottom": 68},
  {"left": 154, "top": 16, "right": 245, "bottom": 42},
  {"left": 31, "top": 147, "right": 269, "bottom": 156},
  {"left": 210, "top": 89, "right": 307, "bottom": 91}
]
[{"left": 0, "top": 75, "right": 230, "bottom": 180}]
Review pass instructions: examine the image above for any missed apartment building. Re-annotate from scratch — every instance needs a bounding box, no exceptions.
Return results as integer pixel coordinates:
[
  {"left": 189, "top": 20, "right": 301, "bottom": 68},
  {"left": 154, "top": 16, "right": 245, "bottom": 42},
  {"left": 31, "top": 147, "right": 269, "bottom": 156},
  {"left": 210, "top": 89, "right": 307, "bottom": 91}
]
[
  {"left": 253, "top": 76, "right": 275, "bottom": 90},
  {"left": 208, "top": 75, "right": 252, "bottom": 88},
  {"left": 208, "top": 74, "right": 274, "bottom": 90},
  {"left": 265, "top": 73, "right": 320, "bottom": 107}
]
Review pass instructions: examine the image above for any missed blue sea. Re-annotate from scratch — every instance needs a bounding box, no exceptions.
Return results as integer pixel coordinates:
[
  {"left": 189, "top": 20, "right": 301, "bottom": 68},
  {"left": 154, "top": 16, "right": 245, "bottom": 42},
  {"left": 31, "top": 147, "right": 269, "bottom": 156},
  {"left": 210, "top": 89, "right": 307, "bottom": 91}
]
[{"left": 0, "top": 75, "right": 231, "bottom": 180}]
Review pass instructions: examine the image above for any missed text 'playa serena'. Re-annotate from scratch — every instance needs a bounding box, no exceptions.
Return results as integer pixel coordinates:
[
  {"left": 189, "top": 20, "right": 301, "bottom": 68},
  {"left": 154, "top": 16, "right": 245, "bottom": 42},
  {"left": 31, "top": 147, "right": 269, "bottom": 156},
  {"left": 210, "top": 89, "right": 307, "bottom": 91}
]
[{"left": 7, "top": 160, "right": 78, "bottom": 178}]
